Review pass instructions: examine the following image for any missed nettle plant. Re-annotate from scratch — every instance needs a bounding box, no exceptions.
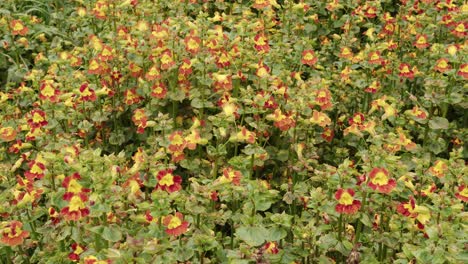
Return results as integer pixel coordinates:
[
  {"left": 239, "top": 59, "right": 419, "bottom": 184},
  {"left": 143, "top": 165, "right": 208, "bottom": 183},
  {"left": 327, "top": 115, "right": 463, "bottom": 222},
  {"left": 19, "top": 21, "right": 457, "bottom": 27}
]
[{"left": 0, "top": 0, "right": 467, "bottom": 263}]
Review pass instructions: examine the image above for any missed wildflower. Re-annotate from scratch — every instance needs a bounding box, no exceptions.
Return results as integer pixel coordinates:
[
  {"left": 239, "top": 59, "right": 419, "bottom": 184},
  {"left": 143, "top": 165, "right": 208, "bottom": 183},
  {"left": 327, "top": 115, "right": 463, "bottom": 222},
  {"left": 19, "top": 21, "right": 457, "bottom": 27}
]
[
  {"left": 413, "top": 34, "right": 430, "bottom": 49},
  {"left": 457, "top": 64, "right": 468, "bottom": 79},
  {"left": 212, "top": 73, "right": 232, "bottom": 92},
  {"left": 398, "top": 63, "right": 415, "bottom": 79},
  {"left": 79, "top": 83, "right": 97, "bottom": 102},
  {"left": 451, "top": 22, "right": 467, "bottom": 38},
  {"left": 365, "top": 80, "right": 380, "bottom": 94},
  {"left": 314, "top": 88, "right": 333, "bottom": 110},
  {"left": 129, "top": 62, "right": 143, "bottom": 78},
  {"left": 10, "top": 20, "right": 28, "bottom": 36},
  {"left": 267, "top": 109, "right": 296, "bottom": 131},
  {"left": 163, "top": 212, "right": 189, "bottom": 236},
  {"left": 87, "top": 59, "right": 107, "bottom": 75},
  {"left": 301, "top": 50, "right": 318, "bottom": 66},
  {"left": 254, "top": 33, "right": 270, "bottom": 53},
  {"left": 397, "top": 196, "right": 430, "bottom": 229},
  {"left": 321, "top": 127, "right": 334, "bottom": 142},
  {"left": 335, "top": 188, "right": 361, "bottom": 214},
  {"left": 434, "top": 58, "right": 451, "bottom": 73},
  {"left": 62, "top": 173, "right": 91, "bottom": 199},
  {"left": 427, "top": 160, "right": 447, "bottom": 178},
  {"left": 368, "top": 51, "right": 384, "bottom": 65},
  {"left": 155, "top": 169, "right": 182, "bottom": 193},
  {"left": 132, "top": 109, "right": 148, "bottom": 134},
  {"left": 151, "top": 82, "right": 167, "bottom": 99},
  {"left": 61, "top": 193, "right": 90, "bottom": 221},
  {"left": 160, "top": 50, "right": 176, "bottom": 70},
  {"left": 48, "top": 207, "right": 60, "bottom": 225},
  {"left": 27, "top": 109, "right": 48, "bottom": 128},
  {"left": 179, "top": 58, "right": 193, "bottom": 76},
  {"left": 39, "top": 79, "right": 60, "bottom": 102},
  {"left": 83, "top": 255, "right": 110, "bottom": 264},
  {"left": 68, "top": 243, "right": 86, "bottom": 262},
  {"left": 215, "top": 50, "right": 231, "bottom": 68},
  {"left": 0, "top": 221, "right": 29, "bottom": 246},
  {"left": 98, "top": 45, "right": 114, "bottom": 62},
  {"left": 145, "top": 64, "right": 161, "bottom": 81},
  {"left": 24, "top": 154, "right": 47, "bottom": 180},
  {"left": 455, "top": 185, "right": 468, "bottom": 202},
  {"left": 124, "top": 88, "right": 143, "bottom": 105},
  {"left": 0, "top": 126, "right": 16, "bottom": 142},
  {"left": 264, "top": 241, "right": 279, "bottom": 254},
  {"left": 256, "top": 61, "right": 270, "bottom": 78},
  {"left": 219, "top": 167, "right": 242, "bottom": 185},
  {"left": 184, "top": 34, "right": 201, "bottom": 54},
  {"left": 310, "top": 110, "right": 331, "bottom": 127},
  {"left": 233, "top": 126, "right": 256, "bottom": 144},
  {"left": 368, "top": 167, "right": 396, "bottom": 193},
  {"left": 339, "top": 47, "right": 353, "bottom": 59}
]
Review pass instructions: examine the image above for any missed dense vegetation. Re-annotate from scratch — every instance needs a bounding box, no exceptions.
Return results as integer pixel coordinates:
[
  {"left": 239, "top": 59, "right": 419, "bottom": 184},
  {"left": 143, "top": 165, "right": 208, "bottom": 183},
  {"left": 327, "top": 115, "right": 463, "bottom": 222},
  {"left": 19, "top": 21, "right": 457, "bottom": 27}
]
[{"left": 0, "top": 0, "right": 466, "bottom": 263}]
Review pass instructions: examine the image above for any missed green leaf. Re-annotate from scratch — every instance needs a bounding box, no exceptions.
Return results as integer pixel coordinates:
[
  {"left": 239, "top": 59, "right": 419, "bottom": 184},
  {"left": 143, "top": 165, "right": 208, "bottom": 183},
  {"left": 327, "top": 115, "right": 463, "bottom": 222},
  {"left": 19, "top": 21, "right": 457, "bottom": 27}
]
[
  {"left": 102, "top": 226, "right": 122, "bottom": 242},
  {"left": 235, "top": 226, "right": 267, "bottom": 246},
  {"left": 429, "top": 117, "right": 449, "bottom": 130},
  {"left": 265, "top": 227, "right": 287, "bottom": 241}
]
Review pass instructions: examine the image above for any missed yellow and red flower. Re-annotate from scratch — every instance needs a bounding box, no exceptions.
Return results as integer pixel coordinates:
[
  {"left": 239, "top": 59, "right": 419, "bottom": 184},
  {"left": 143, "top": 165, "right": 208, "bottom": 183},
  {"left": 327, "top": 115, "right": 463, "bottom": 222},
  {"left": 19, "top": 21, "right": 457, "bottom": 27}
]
[
  {"left": 310, "top": 110, "right": 332, "bottom": 127},
  {"left": 168, "top": 131, "right": 186, "bottom": 153},
  {"left": 163, "top": 212, "right": 189, "bottom": 236},
  {"left": 235, "top": 126, "right": 256, "bottom": 144},
  {"left": 219, "top": 167, "right": 242, "bottom": 185},
  {"left": 301, "top": 50, "right": 318, "bottom": 66},
  {"left": 451, "top": 22, "right": 467, "bottom": 38},
  {"left": 124, "top": 88, "right": 143, "bottom": 105},
  {"left": 97, "top": 45, "right": 114, "bottom": 62},
  {"left": 61, "top": 193, "right": 90, "bottom": 221},
  {"left": 68, "top": 243, "right": 86, "bottom": 262},
  {"left": 413, "top": 34, "right": 430, "bottom": 49},
  {"left": 79, "top": 83, "right": 97, "bottom": 102},
  {"left": 24, "top": 154, "right": 47, "bottom": 180},
  {"left": 252, "top": 0, "right": 270, "bottom": 9},
  {"left": 264, "top": 241, "right": 279, "bottom": 254},
  {"left": 0, "top": 221, "right": 29, "bottom": 246},
  {"left": 254, "top": 33, "right": 270, "bottom": 53},
  {"left": 212, "top": 73, "right": 232, "bottom": 92},
  {"left": 145, "top": 64, "right": 161, "bottom": 81},
  {"left": 39, "top": 80, "right": 60, "bottom": 102},
  {"left": 184, "top": 34, "right": 201, "bottom": 54},
  {"left": 215, "top": 50, "right": 231, "bottom": 68},
  {"left": 28, "top": 109, "right": 48, "bottom": 128},
  {"left": 455, "top": 185, "right": 468, "bottom": 202},
  {"left": 160, "top": 49, "right": 176, "bottom": 70},
  {"left": 129, "top": 62, "right": 143, "bottom": 78},
  {"left": 132, "top": 109, "right": 148, "bottom": 134},
  {"left": 314, "top": 88, "right": 333, "bottom": 110},
  {"left": 151, "top": 81, "right": 167, "bottom": 99},
  {"left": 62, "top": 173, "right": 91, "bottom": 200},
  {"left": 155, "top": 169, "right": 182, "bottom": 193},
  {"left": 335, "top": 188, "right": 361, "bottom": 214},
  {"left": 267, "top": 109, "right": 296, "bottom": 131},
  {"left": 368, "top": 167, "right": 396, "bottom": 193},
  {"left": 398, "top": 63, "right": 415, "bottom": 79},
  {"left": 365, "top": 80, "right": 380, "bottom": 94},
  {"left": 83, "top": 255, "right": 110, "bottom": 264},
  {"left": 396, "top": 196, "right": 430, "bottom": 230},
  {"left": 368, "top": 51, "right": 384, "bottom": 65},
  {"left": 179, "top": 58, "right": 193, "bottom": 76},
  {"left": 321, "top": 127, "right": 334, "bottom": 142},
  {"left": 427, "top": 160, "right": 448, "bottom": 178},
  {"left": 10, "top": 20, "right": 28, "bottom": 36},
  {"left": 339, "top": 47, "right": 354, "bottom": 59},
  {"left": 434, "top": 58, "right": 451, "bottom": 73},
  {"left": 457, "top": 64, "right": 468, "bottom": 79},
  {"left": 0, "top": 126, "right": 17, "bottom": 142}
]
